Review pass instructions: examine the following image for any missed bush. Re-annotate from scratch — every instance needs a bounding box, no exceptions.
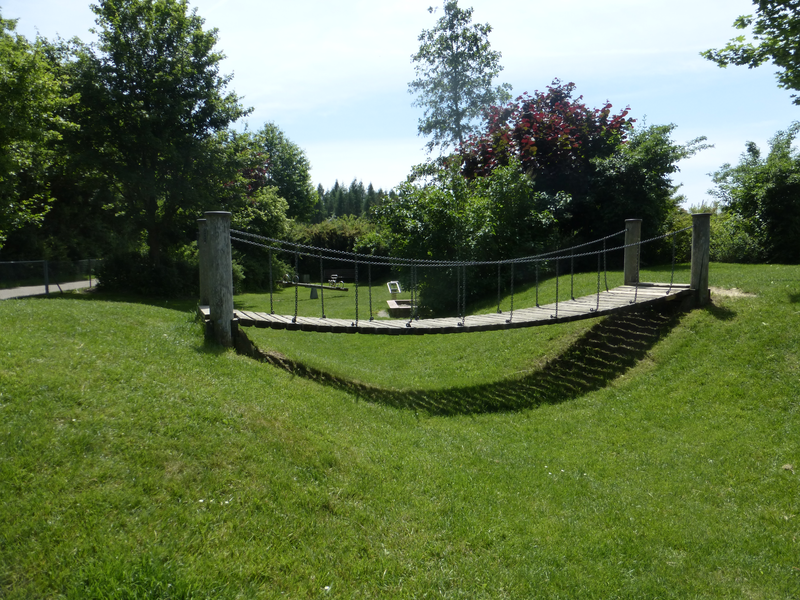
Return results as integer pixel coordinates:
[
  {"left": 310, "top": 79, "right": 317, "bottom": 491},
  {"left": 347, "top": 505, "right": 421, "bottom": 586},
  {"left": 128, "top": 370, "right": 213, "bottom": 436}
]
[{"left": 97, "top": 252, "right": 198, "bottom": 297}]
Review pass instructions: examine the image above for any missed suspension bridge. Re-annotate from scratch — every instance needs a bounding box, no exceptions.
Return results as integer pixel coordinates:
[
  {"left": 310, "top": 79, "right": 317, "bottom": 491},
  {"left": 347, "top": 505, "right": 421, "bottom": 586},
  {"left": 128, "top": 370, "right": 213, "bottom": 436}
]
[{"left": 197, "top": 212, "right": 710, "bottom": 345}]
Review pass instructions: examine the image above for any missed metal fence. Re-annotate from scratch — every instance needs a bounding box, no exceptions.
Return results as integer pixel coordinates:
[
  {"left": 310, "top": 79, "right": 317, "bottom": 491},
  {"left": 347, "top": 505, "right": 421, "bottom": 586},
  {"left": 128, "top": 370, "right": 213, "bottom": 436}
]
[{"left": 0, "top": 259, "right": 102, "bottom": 295}]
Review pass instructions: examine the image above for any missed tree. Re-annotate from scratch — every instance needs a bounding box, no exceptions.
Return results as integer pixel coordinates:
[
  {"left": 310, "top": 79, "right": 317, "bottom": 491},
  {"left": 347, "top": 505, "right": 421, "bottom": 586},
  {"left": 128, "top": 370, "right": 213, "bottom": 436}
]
[
  {"left": 461, "top": 80, "right": 634, "bottom": 184},
  {"left": 75, "top": 0, "right": 249, "bottom": 263},
  {"left": 702, "top": 1, "right": 800, "bottom": 104},
  {"left": 710, "top": 124, "right": 800, "bottom": 263},
  {"left": 373, "top": 158, "right": 556, "bottom": 313},
  {"left": 460, "top": 80, "right": 707, "bottom": 246},
  {"left": 0, "top": 14, "right": 76, "bottom": 250},
  {"left": 409, "top": 0, "right": 511, "bottom": 154},
  {"left": 249, "top": 122, "right": 317, "bottom": 221}
]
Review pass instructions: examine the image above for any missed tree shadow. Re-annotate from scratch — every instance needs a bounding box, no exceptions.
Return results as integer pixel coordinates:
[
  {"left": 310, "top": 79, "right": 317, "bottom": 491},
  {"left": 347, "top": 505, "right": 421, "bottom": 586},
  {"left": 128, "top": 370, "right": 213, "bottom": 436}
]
[
  {"left": 232, "top": 303, "right": 688, "bottom": 416},
  {"left": 703, "top": 301, "right": 737, "bottom": 321},
  {"left": 23, "top": 287, "right": 199, "bottom": 313}
]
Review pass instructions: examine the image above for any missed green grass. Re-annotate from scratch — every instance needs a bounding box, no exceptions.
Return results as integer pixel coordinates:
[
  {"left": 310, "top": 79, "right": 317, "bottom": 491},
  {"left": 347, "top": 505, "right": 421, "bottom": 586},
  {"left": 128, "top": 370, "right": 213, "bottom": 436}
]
[
  {"left": 236, "top": 266, "right": 688, "bottom": 391},
  {"left": 0, "top": 263, "right": 798, "bottom": 598}
]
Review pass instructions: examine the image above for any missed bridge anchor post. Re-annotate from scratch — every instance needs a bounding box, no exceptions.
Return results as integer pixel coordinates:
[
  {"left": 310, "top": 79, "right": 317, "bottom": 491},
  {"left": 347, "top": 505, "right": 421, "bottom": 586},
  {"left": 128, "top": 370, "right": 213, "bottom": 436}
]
[
  {"left": 690, "top": 212, "right": 711, "bottom": 306},
  {"left": 202, "top": 211, "right": 234, "bottom": 346}
]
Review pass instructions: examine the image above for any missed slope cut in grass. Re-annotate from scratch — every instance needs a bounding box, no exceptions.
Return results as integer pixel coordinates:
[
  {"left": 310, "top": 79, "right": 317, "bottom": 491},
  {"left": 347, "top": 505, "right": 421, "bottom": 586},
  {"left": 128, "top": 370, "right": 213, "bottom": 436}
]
[{"left": 237, "top": 305, "right": 686, "bottom": 415}]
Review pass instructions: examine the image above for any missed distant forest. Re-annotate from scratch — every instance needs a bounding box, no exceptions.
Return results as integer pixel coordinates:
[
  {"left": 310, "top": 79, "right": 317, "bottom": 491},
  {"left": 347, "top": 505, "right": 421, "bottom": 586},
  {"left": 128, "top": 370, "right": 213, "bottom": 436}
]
[{"left": 313, "top": 180, "right": 396, "bottom": 222}]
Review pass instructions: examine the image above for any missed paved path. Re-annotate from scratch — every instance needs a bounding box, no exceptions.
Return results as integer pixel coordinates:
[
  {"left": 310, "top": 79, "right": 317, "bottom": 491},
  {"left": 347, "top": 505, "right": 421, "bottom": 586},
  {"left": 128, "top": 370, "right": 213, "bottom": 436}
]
[{"left": 0, "top": 280, "right": 94, "bottom": 300}]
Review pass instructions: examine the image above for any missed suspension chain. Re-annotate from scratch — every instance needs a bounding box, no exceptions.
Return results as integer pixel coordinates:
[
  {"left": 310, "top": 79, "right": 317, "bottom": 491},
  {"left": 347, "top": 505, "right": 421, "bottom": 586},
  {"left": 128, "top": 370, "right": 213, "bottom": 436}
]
[
  {"left": 570, "top": 254, "right": 575, "bottom": 300},
  {"left": 551, "top": 258, "right": 560, "bottom": 319},
  {"left": 352, "top": 260, "right": 359, "bottom": 327},
  {"left": 319, "top": 253, "right": 325, "bottom": 319},
  {"left": 293, "top": 251, "right": 299, "bottom": 323},
  {"left": 630, "top": 242, "right": 641, "bottom": 305},
  {"left": 268, "top": 247, "right": 274, "bottom": 314},
  {"left": 368, "top": 263, "right": 374, "bottom": 321},
  {"left": 497, "top": 263, "right": 502, "bottom": 314},
  {"left": 506, "top": 262, "right": 515, "bottom": 323},
  {"left": 591, "top": 252, "right": 601, "bottom": 313}
]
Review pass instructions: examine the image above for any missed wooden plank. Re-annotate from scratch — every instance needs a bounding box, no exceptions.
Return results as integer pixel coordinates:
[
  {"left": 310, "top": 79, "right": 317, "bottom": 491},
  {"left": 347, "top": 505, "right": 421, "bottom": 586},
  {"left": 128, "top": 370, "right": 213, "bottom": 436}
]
[{"left": 230, "top": 283, "right": 691, "bottom": 335}]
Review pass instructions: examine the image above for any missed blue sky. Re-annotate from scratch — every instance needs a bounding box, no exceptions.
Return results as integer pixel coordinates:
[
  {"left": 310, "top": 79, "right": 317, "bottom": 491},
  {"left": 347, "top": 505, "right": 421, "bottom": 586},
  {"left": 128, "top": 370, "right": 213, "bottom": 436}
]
[{"left": 4, "top": 0, "right": 798, "bottom": 206}]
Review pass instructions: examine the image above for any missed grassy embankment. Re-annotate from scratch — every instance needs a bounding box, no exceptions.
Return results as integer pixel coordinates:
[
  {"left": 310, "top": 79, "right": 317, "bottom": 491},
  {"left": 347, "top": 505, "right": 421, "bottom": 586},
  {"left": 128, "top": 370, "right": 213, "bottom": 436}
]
[{"left": 0, "top": 263, "right": 798, "bottom": 598}]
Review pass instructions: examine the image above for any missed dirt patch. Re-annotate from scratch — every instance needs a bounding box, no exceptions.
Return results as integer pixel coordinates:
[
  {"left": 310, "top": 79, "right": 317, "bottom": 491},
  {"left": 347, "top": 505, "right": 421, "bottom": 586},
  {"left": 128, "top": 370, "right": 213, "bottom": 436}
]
[{"left": 710, "top": 287, "right": 756, "bottom": 298}]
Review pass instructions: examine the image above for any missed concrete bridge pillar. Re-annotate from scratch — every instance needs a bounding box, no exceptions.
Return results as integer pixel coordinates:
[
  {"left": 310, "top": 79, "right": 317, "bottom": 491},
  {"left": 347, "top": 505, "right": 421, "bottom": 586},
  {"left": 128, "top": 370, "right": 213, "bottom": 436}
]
[
  {"left": 624, "top": 219, "right": 642, "bottom": 286},
  {"left": 202, "top": 211, "right": 233, "bottom": 346},
  {"left": 691, "top": 212, "right": 711, "bottom": 306}
]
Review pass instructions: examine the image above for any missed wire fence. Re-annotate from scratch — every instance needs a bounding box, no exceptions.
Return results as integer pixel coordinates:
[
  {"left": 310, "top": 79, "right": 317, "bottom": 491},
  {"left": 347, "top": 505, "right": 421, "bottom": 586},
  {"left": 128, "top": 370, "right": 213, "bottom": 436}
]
[{"left": 0, "top": 259, "right": 102, "bottom": 294}]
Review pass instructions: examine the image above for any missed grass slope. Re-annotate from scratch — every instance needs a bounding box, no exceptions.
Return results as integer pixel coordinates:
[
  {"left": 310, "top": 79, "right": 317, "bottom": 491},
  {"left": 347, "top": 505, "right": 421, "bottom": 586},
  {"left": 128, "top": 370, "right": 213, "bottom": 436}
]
[{"left": 0, "top": 264, "right": 798, "bottom": 598}]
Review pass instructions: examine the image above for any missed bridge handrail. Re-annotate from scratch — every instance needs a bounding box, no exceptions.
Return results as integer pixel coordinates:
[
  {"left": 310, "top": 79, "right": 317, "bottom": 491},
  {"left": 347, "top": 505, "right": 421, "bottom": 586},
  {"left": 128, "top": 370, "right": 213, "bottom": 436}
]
[{"left": 230, "top": 225, "right": 692, "bottom": 268}]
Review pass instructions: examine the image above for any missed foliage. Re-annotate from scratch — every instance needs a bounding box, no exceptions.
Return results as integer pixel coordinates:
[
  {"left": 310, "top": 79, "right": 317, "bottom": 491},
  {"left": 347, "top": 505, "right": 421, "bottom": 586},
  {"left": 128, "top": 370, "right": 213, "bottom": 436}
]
[
  {"left": 710, "top": 124, "right": 800, "bottom": 263},
  {"left": 244, "top": 122, "right": 317, "bottom": 221},
  {"left": 589, "top": 124, "right": 710, "bottom": 257},
  {"left": 702, "top": 0, "right": 800, "bottom": 104},
  {"left": 291, "top": 214, "right": 378, "bottom": 254},
  {"left": 314, "top": 179, "right": 391, "bottom": 221},
  {"left": 409, "top": 0, "right": 511, "bottom": 153},
  {"left": 0, "top": 14, "right": 76, "bottom": 249},
  {"left": 288, "top": 215, "right": 386, "bottom": 280},
  {"left": 96, "top": 249, "right": 199, "bottom": 297},
  {"left": 373, "top": 158, "right": 557, "bottom": 312},
  {"left": 459, "top": 81, "right": 708, "bottom": 256},
  {"left": 72, "top": 0, "right": 249, "bottom": 264},
  {"left": 461, "top": 80, "right": 634, "bottom": 181}
]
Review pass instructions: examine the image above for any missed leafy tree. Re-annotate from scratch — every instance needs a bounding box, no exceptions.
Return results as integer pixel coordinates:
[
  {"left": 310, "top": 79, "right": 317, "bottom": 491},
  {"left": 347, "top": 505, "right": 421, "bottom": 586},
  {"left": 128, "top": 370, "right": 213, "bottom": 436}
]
[
  {"left": 409, "top": 0, "right": 511, "bottom": 154},
  {"left": 710, "top": 124, "right": 800, "bottom": 263},
  {"left": 74, "top": 0, "right": 249, "bottom": 264},
  {"left": 588, "top": 124, "right": 710, "bottom": 249},
  {"left": 460, "top": 81, "right": 707, "bottom": 247},
  {"left": 702, "top": 1, "right": 800, "bottom": 104},
  {"left": 0, "top": 14, "right": 76, "bottom": 250},
  {"left": 461, "top": 80, "right": 634, "bottom": 184},
  {"left": 373, "top": 158, "right": 556, "bottom": 313},
  {"left": 248, "top": 122, "right": 317, "bottom": 221}
]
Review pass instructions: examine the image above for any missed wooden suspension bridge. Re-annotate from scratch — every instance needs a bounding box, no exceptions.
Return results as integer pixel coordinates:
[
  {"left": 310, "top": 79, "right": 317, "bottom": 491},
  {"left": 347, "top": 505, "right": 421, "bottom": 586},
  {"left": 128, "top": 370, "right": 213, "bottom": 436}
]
[
  {"left": 196, "top": 212, "right": 711, "bottom": 345},
  {"left": 199, "top": 283, "right": 692, "bottom": 335}
]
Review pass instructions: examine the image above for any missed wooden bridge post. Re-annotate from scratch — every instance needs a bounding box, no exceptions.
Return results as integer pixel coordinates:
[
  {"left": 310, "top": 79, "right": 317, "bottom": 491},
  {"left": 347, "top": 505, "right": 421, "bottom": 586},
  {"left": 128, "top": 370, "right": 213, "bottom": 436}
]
[
  {"left": 690, "top": 212, "right": 711, "bottom": 305},
  {"left": 624, "top": 219, "right": 642, "bottom": 286},
  {"left": 204, "top": 211, "right": 234, "bottom": 346},
  {"left": 197, "top": 218, "right": 210, "bottom": 306}
]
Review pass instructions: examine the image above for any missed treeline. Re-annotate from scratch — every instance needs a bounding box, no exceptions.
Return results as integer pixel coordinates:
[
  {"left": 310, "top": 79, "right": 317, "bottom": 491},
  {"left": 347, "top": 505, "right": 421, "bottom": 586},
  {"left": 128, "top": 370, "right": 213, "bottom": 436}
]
[{"left": 312, "top": 180, "right": 396, "bottom": 222}]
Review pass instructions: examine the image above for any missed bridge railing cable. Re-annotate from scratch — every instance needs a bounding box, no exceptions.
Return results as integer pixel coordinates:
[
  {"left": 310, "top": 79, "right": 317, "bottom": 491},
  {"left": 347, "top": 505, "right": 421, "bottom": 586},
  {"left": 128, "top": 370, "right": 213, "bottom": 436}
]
[{"left": 229, "top": 223, "right": 692, "bottom": 324}]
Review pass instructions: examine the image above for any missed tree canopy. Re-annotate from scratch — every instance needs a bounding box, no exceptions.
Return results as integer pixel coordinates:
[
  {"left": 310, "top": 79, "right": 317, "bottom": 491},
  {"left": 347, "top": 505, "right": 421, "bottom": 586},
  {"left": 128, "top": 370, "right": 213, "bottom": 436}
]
[
  {"left": 702, "top": 1, "right": 800, "bottom": 104},
  {"left": 246, "top": 123, "right": 317, "bottom": 221},
  {"left": 0, "top": 13, "right": 76, "bottom": 249},
  {"left": 75, "top": 0, "right": 250, "bottom": 263},
  {"left": 409, "top": 0, "right": 511, "bottom": 154},
  {"left": 710, "top": 124, "right": 800, "bottom": 263}
]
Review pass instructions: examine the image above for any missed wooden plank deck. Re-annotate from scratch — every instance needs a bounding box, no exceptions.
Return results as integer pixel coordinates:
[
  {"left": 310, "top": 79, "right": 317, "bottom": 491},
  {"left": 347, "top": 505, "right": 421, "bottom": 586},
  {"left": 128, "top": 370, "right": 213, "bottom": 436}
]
[{"left": 201, "top": 283, "right": 694, "bottom": 335}]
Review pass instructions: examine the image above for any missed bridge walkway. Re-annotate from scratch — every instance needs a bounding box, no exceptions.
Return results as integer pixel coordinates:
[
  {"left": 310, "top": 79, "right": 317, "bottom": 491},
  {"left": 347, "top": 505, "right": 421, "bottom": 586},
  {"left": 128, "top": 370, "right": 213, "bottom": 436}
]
[{"left": 200, "top": 283, "right": 693, "bottom": 335}]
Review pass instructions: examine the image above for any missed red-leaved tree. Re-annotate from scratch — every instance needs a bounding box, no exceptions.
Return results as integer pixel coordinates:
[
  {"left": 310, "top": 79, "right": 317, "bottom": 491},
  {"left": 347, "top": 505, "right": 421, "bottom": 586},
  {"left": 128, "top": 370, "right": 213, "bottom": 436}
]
[{"left": 461, "top": 80, "right": 634, "bottom": 194}]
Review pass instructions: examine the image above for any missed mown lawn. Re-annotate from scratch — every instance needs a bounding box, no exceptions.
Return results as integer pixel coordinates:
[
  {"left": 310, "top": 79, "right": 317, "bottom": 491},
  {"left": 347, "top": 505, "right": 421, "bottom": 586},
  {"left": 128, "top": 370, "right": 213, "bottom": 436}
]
[{"left": 0, "top": 263, "right": 798, "bottom": 598}]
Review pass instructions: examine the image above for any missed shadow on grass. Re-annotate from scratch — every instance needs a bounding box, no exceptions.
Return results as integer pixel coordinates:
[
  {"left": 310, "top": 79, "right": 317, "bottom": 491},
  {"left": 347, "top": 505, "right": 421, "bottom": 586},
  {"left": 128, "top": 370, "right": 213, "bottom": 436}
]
[
  {"left": 232, "top": 303, "right": 688, "bottom": 416},
  {"left": 789, "top": 292, "right": 800, "bottom": 304},
  {"left": 22, "top": 287, "right": 199, "bottom": 313},
  {"left": 703, "top": 301, "right": 737, "bottom": 321}
]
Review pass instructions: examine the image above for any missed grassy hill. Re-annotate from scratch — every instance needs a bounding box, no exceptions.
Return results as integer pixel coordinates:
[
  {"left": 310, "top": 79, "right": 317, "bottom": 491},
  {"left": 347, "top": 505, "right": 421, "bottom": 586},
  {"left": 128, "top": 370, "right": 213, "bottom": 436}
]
[{"left": 0, "top": 263, "right": 798, "bottom": 598}]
